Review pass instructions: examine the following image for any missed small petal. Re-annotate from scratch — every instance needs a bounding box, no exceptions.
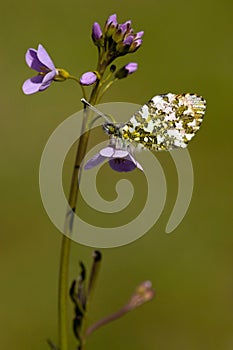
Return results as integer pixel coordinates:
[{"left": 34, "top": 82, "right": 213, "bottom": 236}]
[
  {"left": 136, "top": 161, "right": 144, "bottom": 171},
  {"left": 22, "top": 75, "right": 43, "bottom": 95},
  {"left": 123, "top": 35, "right": 134, "bottom": 46},
  {"left": 109, "top": 158, "right": 136, "bottom": 172},
  {"left": 134, "top": 39, "right": 142, "bottom": 47},
  {"left": 92, "top": 22, "right": 103, "bottom": 41},
  {"left": 80, "top": 72, "right": 97, "bottom": 86},
  {"left": 99, "top": 146, "right": 115, "bottom": 157},
  {"left": 135, "top": 31, "right": 144, "bottom": 39},
  {"left": 127, "top": 153, "right": 144, "bottom": 171},
  {"left": 25, "top": 49, "right": 44, "bottom": 72},
  {"left": 115, "top": 62, "right": 138, "bottom": 79},
  {"left": 84, "top": 154, "right": 105, "bottom": 169},
  {"left": 119, "top": 20, "right": 132, "bottom": 34},
  {"left": 25, "top": 48, "right": 37, "bottom": 66},
  {"left": 42, "top": 70, "right": 56, "bottom": 85},
  {"left": 39, "top": 80, "right": 53, "bottom": 91},
  {"left": 37, "top": 44, "right": 55, "bottom": 70},
  {"left": 113, "top": 149, "right": 129, "bottom": 158},
  {"left": 130, "top": 39, "right": 143, "bottom": 52},
  {"left": 106, "top": 14, "right": 117, "bottom": 27},
  {"left": 125, "top": 62, "right": 138, "bottom": 74}
]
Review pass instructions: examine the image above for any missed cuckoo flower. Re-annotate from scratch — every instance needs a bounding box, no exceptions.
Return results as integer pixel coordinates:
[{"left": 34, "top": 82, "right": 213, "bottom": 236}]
[
  {"left": 84, "top": 140, "right": 143, "bottom": 173},
  {"left": 22, "top": 44, "right": 58, "bottom": 95}
]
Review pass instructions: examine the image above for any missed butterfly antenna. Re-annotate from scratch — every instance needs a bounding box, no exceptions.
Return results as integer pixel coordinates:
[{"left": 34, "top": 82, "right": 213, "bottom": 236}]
[{"left": 81, "top": 98, "right": 112, "bottom": 124}]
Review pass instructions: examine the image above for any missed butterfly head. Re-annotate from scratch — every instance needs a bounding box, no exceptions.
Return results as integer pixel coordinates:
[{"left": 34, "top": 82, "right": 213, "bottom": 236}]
[{"left": 103, "top": 122, "right": 122, "bottom": 137}]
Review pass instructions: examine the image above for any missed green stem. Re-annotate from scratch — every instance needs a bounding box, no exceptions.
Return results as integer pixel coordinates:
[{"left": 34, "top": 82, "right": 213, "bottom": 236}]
[
  {"left": 58, "top": 78, "right": 102, "bottom": 350},
  {"left": 97, "top": 78, "right": 118, "bottom": 102},
  {"left": 58, "top": 43, "right": 118, "bottom": 349},
  {"left": 68, "top": 75, "right": 88, "bottom": 101},
  {"left": 58, "top": 236, "right": 70, "bottom": 350}
]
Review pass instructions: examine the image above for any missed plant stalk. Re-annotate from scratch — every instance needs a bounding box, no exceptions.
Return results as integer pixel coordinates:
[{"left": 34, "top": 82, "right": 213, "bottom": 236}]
[{"left": 58, "top": 80, "right": 102, "bottom": 350}]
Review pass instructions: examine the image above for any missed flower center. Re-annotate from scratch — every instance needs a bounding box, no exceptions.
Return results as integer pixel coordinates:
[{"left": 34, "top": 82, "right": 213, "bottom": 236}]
[{"left": 39, "top": 66, "right": 50, "bottom": 75}]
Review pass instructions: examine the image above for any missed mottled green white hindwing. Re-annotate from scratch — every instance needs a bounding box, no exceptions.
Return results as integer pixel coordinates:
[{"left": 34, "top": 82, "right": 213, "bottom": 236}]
[{"left": 120, "top": 93, "right": 206, "bottom": 151}]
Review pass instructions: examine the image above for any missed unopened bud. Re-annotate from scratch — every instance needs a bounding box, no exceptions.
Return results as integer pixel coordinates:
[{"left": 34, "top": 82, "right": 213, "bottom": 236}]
[
  {"left": 115, "top": 62, "right": 138, "bottom": 79},
  {"left": 92, "top": 22, "right": 103, "bottom": 45},
  {"left": 127, "top": 280, "right": 155, "bottom": 310},
  {"left": 80, "top": 72, "right": 97, "bottom": 86}
]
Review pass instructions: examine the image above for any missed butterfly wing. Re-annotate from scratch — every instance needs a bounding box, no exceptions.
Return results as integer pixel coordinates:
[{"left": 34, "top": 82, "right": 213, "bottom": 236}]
[{"left": 120, "top": 93, "right": 206, "bottom": 151}]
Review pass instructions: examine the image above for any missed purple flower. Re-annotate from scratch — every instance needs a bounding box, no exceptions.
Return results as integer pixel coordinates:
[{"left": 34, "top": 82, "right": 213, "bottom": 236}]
[
  {"left": 22, "top": 44, "right": 57, "bottom": 95},
  {"left": 84, "top": 146, "right": 143, "bottom": 172},
  {"left": 80, "top": 72, "right": 97, "bottom": 86},
  {"left": 115, "top": 62, "right": 138, "bottom": 79},
  {"left": 92, "top": 22, "right": 103, "bottom": 42}
]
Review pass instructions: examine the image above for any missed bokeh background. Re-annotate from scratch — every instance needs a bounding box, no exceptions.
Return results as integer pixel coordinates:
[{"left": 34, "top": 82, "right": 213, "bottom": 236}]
[{"left": 1, "top": 0, "right": 233, "bottom": 349}]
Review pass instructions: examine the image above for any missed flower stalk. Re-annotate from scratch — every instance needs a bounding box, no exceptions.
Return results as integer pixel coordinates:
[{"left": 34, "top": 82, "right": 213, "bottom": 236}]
[
  {"left": 58, "top": 82, "right": 101, "bottom": 350},
  {"left": 86, "top": 281, "right": 155, "bottom": 337}
]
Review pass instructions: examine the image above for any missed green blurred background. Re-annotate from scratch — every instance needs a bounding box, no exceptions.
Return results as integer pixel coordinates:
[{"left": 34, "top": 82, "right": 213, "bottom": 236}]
[{"left": 1, "top": 0, "right": 233, "bottom": 349}]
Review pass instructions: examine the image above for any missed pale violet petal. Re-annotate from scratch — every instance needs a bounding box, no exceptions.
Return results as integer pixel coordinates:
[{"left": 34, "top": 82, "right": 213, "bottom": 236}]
[
  {"left": 113, "top": 149, "right": 129, "bottom": 158},
  {"left": 84, "top": 154, "right": 105, "bottom": 169},
  {"left": 99, "top": 147, "right": 115, "bottom": 157},
  {"left": 22, "top": 75, "right": 43, "bottom": 94},
  {"left": 39, "top": 80, "right": 53, "bottom": 91},
  {"left": 128, "top": 153, "right": 137, "bottom": 164},
  {"left": 128, "top": 154, "right": 144, "bottom": 171},
  {"left": 25, "top": 48, "right": 43, "bottom": 71},
  {"left": 136, "top": 161, "right": 144, "bottom": 171},
  {"left": 37, "top": 44, "right": 55, "bottom": 70},
  {"left": 42, "top": 70, "right": 56, "bottom": 84}
]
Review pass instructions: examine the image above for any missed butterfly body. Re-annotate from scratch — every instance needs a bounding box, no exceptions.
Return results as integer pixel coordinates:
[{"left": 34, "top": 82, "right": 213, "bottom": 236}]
[{"left": 103, "top": 93, "right": 206, "bottom": 151}]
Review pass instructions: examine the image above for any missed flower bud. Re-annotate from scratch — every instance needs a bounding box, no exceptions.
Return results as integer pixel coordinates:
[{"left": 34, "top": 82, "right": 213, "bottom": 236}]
[
  {"left": 80, "top": 72, "right": 97, "bottom": 86},
  {"left": 119, "top": 20, "right": 132, "bottom": 35},
  {"left": 129, "top": 38, "right": 143, "bottom": 53},
  {"left": 123, "top": 35, "right": 134, "bottom": 46},
  {"left": 135, "top": 31, "right": 144, "bottom": 40},
  {"left": 127, "top": 280, "right": 155, "bottom": 310},
  {"left": 92, "top": 22, "right": 103, "bottom": 45},
  {"left": 115, "top": 62, "right": 138, "bottom": 79},
  {"left": 105, "top": 14, "right": 118, "bottom": 37},
  {"left": 112, "top": 28, "right": 124, "bottom": 43}
]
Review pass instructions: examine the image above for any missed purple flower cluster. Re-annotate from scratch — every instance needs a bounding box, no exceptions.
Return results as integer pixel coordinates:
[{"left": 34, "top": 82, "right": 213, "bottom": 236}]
[
  {"left": 78, "top": 14, "right": 144, "bottom": 86},
  {"left": 22, "top": 14, "right": 143, "bottom": 90},
  {"left": 92, "top": 14, "right": 144, "bottom": 57}
]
